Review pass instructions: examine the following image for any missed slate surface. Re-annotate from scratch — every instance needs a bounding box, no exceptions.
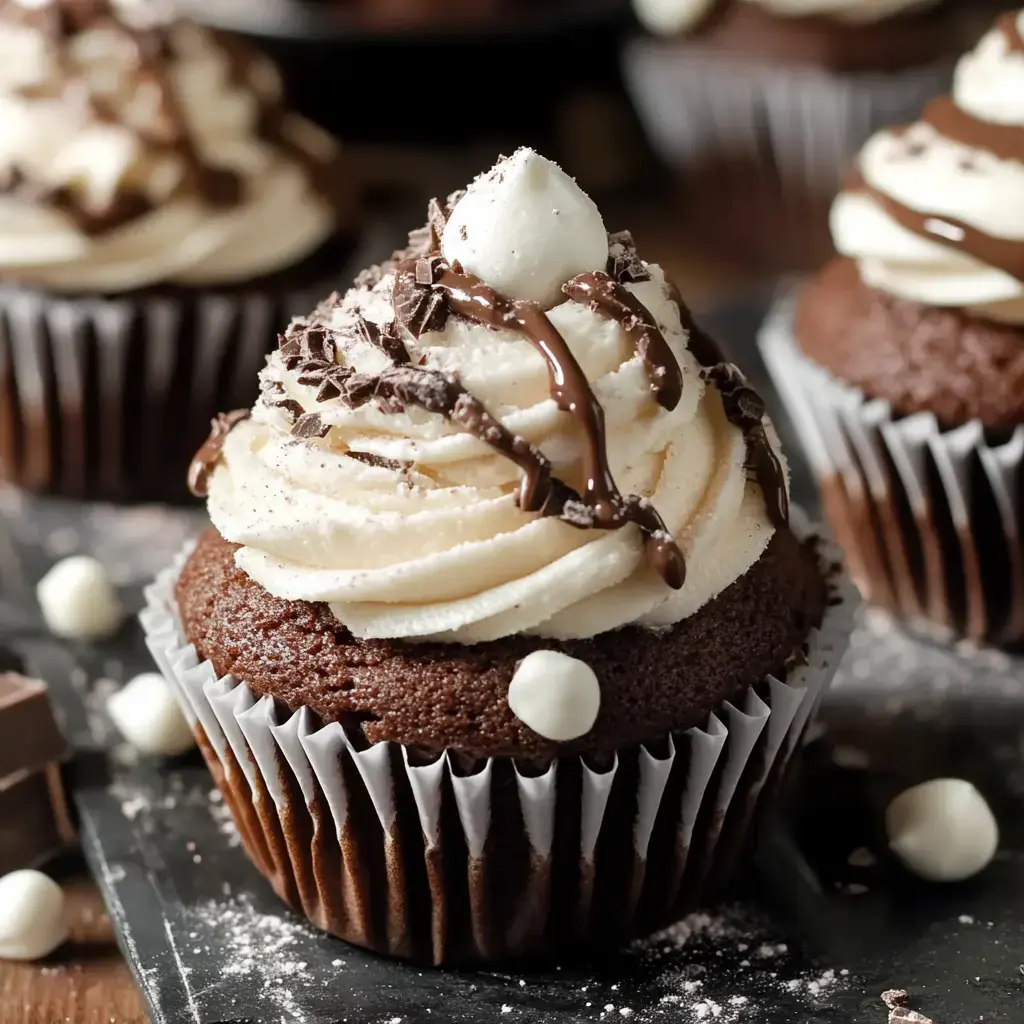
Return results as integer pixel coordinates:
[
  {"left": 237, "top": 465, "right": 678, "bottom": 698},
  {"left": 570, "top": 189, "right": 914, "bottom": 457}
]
[{"left": 0, "top": 296, "right": 1021, "bottom": 1024}]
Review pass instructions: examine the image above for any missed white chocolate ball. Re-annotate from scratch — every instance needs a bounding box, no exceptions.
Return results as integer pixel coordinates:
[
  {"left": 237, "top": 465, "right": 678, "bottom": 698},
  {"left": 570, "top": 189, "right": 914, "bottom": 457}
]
[
  {"left": 107, "top": 673, "right": 195, "bottom": 757},
  {"left": 442, "top": 148, "right": 608, "bottom": 309},
  {"left": 36, "top": 556, "right": 122, "bottom": 641},
  {"left": 507, "top": 650, "right": 601, "bottom": 742},
  {"left": 886, "top": 778, "right": 999, "bottom": 883},
  {"left": 632, "top": 0, "right": 715, "bottom": 36},
  {"left": 0, "top": 871, "right": 68, "bottom": 961}
]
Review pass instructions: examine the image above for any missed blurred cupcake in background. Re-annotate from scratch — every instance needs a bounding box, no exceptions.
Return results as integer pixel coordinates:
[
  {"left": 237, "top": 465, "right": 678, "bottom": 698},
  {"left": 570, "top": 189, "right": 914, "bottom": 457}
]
[
  {"left": 0, "top": 0, "right": 359, "bottom": 503},
  {"left": 623, "top": 0, "right": 991, "bottom": 271},
  {"left": 760, "top": 9, "right": 1024, "bottom": 649}
]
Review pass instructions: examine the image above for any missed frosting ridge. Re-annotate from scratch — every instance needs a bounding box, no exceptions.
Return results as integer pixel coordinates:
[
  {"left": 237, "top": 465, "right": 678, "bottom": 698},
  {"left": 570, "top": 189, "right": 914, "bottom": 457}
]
[{"left": 200, "top": 150, "right": 789, "bottom": 643}]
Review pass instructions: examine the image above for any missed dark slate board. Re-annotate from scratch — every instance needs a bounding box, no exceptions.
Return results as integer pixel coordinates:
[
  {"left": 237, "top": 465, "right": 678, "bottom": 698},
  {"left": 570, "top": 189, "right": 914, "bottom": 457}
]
[{"left": 2, "top": 295, "right": 1023, "bottom": 1024}]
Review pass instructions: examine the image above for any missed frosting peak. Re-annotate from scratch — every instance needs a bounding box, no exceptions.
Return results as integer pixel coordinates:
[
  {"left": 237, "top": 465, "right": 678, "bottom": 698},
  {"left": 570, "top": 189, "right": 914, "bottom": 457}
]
[
  {"left": 0, "top": 0, "right": 344, "bottom": 291},
  {"left": 198, "top": 152, "right": 789, "bottom": 644},
  {"left": 441, "top": 148, "right": 608, "bottom": 309},
  {"left": 831, "top": 10, "right": 1024, "bottom": 323}
]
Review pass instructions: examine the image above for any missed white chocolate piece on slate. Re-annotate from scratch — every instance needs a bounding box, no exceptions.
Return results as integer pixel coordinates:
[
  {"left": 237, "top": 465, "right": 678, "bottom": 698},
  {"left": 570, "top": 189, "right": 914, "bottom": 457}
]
[
  {"left": 107, "top": 673, "right": 195, "bottom": 757},
  {"left": 886, "top": 778, "right": 999, "bottom": 883},
  {"left": 507, "top": 650, "right": 601, "bottom": 742},
  {"left": 0, "top": 870, "right": 68, "bottom": 962},
  {"left": 36, "top": 556, "right": 123, "bottom": 640}
]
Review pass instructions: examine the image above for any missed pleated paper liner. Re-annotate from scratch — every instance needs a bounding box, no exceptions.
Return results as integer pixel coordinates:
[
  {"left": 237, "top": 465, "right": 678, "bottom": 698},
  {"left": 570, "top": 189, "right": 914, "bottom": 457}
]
[
  {"left": 139, "top": 515, "right": 856, "bottom": 966},
  {"left": 760, "top": 293, "right": 1024, "bottom": 650},
  {"left": 621, "top": 41, "right": 950, "bottom": 270},
  {"left": 0, "top": 238, "right": 352, "bottom": 505}
]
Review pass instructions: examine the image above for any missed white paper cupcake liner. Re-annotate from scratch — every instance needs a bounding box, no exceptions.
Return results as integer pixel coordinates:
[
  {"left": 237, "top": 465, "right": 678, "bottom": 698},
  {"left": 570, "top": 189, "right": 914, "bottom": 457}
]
[
  {"left": 622, "top": 40, "right": 950, "bottom": 196},
  {"left": 760, "top": 292, "right": 1024, "bottom": 649},
  {"left": 0, "top": 275, "right": 328, "bottom": 504},
  {"left": 140, "top": 518, "right": 856, "bottom": 965}
]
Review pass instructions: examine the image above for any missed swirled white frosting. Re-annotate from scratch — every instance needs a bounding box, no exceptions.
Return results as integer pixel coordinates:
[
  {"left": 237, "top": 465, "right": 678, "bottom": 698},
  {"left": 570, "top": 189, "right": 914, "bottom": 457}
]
[
  {"left": 0, "top": 11, "right": 340, "bottom": 292},
  {"left": 831, "top": 11, "right": 1024, "bottom": 323},
  {"left": 633, "top": 0, "right": 940, "bottom": 37},
  {"left": 207, "top": 151, "right": 786, "bottom": 644}
]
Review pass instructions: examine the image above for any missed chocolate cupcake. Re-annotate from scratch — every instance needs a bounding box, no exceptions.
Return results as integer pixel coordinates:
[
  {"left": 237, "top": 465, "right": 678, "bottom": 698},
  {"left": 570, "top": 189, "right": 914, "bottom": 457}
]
[
  {"left": 142, "top": 148, "right": 855, "bottom": 964},
  {"left": 760, "top": 10, "right": 1024, "bottom": 648},
  {"left": 622, "top": 0, "right": 993, "bottom": 270},
  {"left": 0, "top": 0, "right": 358, "bottom": 503}
]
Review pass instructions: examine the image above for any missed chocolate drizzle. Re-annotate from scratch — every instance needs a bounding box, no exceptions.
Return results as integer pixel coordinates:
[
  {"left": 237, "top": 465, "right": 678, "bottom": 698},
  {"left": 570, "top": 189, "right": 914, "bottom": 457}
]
[
  {"left": 666, "top": 280, "right": 789, "bottom": 528},
  {"left": 859, "top": 177, "right": 1024, "bottom": 284},
  {"left": 393, "top": 255, "right": 686, "bottom": 589},
  {"left": 849, "top": 17, "right": 1024, "bottom": 286},
  {"left": 188, "top": 409, "right": 250, "bottom": 497},
  {"left": 563, "top": 271, "right": 682, "bottom": 411},
  {"left": 705, "top": 365, "right": 790, "bottom": 530}
]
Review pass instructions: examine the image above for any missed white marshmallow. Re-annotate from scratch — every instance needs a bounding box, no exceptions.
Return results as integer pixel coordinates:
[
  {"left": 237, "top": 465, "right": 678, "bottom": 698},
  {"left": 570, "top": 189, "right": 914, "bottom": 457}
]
[
  {"left": 0, "top": 870, "right": 68, "bottom": 962},
  {"left": 507, "top": 650, "right": 601, "bottom": 742},
  {"left": 36, "top": 556, "right": 123, "bottom": 641},
  {"left": 442, "top": 148, "right": 608, "bottom": 309},
  {"left": 886, "top": 778, "right": 999, "bottom": 883},
  {"left": 107, "top": 672, "right": 195, "bottom": 757},
  {"left": 632, "top": 0, "right": 715, "bottom": 35}
]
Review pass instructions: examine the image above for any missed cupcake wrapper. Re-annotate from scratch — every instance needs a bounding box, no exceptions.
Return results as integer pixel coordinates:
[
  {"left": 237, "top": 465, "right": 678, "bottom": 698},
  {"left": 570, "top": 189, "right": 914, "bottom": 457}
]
[
  {"left": 760, "top": 293, "right": 1024, "bottom": 648},
  {"left": 0, "top": 279, "right": 325, "bottom": 503},
  {"left": 622, "top": 41, "right": 950, "bottom": 195},
  {"left": 140, "top": 519, "right": 856, "bottom": 965}
]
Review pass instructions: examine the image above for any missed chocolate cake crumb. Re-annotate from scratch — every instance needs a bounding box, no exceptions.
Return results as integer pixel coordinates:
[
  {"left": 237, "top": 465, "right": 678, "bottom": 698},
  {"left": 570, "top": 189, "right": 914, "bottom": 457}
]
[{"left": 175, "top": 528, "right": 826, "bottom": 759}]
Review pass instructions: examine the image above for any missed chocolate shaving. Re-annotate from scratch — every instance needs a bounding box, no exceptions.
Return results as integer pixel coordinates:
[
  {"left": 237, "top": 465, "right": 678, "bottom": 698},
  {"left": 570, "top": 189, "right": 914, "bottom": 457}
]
[
  {"left": 356, "top": 316, "right": 409, "bottom": 365},
  {"left": 427, "top": 196, "right": 448, "bottom": 249},
  {"left": 393, "top": 257, "right": 450, "bottom": 338},
  {"left": 292, "top": 411, "right": 329, "bottom": 439},
  {"left": 607, "top": 230, "right": 651, "bottom": 284},
  {"left": 345, "top": 451, "right": 408, "bottom": 472},
  {"left": 188, "top": 409, "right": 250, "bottom": 497},
  {"left": 274, "top": 397, "right": 304, "bottom": 421}
]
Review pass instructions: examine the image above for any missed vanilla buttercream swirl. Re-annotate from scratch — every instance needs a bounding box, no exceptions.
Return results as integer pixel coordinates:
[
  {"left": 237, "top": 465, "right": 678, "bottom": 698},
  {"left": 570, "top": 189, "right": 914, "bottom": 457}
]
[
  {"left": 0, "top": 0, "right": 343, "bottom": 291},
  {"left": 633, "top": 0, "right": 940, "bottom": 37},
  {"left": 204, "top": 151, "right": 788, "bottom": 643},
  {"left": 831, "top": 10, "right": 1024, "bottom": 323}
]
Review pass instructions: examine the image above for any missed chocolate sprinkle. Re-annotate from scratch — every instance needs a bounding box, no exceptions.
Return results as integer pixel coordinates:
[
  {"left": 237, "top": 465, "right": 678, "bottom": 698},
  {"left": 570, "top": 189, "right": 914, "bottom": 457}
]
[{"left": 188, "top": 409, "right": 250, "bottom": 497}]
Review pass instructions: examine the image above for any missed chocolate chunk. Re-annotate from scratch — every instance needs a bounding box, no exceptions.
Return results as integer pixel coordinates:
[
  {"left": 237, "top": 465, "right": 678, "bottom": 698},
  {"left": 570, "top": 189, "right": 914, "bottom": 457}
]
[
  {"left": 0, "top": 673, "right": 75, "bottom": 875},
  {"left": 0, "top": 674, "right": 69, "bottom": 779},
  {"left": 188, "top": 409, "right": 250, "bottom": 497}
]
